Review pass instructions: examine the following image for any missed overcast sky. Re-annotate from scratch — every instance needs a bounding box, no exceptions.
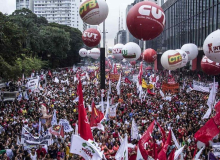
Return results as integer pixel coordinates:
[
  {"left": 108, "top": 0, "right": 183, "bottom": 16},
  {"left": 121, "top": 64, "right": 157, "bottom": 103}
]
[{"left": 0, "top": 0, "right": 134, "bottom": 48}]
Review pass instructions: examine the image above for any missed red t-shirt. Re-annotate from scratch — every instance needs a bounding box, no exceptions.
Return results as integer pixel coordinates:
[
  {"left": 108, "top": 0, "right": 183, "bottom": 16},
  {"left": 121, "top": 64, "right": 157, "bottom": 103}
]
[
  {"left": 36, "top": 148, "right": 47, "bottom": 158},
  {"left": 128, "top": 146, "right": 137, "bottom": 160}
]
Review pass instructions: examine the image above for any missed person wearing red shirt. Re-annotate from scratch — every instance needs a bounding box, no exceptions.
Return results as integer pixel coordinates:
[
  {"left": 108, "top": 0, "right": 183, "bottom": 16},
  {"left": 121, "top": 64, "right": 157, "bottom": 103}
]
[
  {"left": 128, "top": 145, "right": 137, "bottom": 160},
  {"left": 36, "top": 145, "right": 47, "bottom": 159}
]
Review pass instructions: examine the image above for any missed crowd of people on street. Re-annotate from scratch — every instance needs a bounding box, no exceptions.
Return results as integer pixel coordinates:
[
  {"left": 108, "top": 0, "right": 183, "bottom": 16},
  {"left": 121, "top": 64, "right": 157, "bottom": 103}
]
[{"left": 0, "top": 65, "right": 219, "bottom": 160}]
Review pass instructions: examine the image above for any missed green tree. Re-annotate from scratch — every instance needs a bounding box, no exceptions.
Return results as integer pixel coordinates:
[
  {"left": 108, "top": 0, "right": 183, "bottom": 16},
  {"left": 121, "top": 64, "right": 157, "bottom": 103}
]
[{"left": 39, "top": 26, "right": 70, "bottom": 68}]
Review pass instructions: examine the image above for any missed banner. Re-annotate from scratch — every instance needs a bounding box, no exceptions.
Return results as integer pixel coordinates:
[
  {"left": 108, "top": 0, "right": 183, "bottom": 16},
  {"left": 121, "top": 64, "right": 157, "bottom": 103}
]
[
  {"left": 109, "top": 74, "right": 120, "bottom": 81},
  {"left": 27, "top": 78, "right": 39, "bottom": 91},
  {"left": 21, "top": 128, "right": 51, "bottom": 146},
  {"left": 193, "top": 80, "right": 218, "bottom": 93},
  {"left": 167, "top": 77, "right": 176, "bottom": 84},
  {"left": 59, "top": 119, "right": 73, "bottom": 133},
  {"left": 109, "top": 106, "right": 117, "bottom": 117},
  {"left": 212, "top": 144, "right": 220, "bottom": 157},
  {"left": 162, "top": 82, "right": 179, "bottom": 94}
]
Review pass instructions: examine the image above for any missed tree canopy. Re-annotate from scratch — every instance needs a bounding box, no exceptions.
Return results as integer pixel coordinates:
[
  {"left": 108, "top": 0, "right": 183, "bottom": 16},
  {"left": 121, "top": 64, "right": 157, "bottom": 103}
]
[{"left": 0, "top": 9, "right": 83, "bottom": 80}]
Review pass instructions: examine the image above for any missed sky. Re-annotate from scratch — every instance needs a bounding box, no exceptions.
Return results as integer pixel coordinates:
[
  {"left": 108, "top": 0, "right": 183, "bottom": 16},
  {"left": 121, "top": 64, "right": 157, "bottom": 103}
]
[{"left": 0, "top": 0, "right": 134, "bottom": 48}]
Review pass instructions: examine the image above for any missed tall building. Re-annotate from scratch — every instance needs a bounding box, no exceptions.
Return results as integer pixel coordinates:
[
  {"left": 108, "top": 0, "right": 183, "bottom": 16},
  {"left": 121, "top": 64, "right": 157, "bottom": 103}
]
[
  {"left": 16, "top": 0, "right": 84, "bottom": 32},
  {"left": 116, "top": 30, "right": 127, "bottom": 45},
  {"left": 16, "top": 0, "right": 34, "bottom": 11},
  {"left": 146, "top": 0, "right": 220, "bottom": 70}
]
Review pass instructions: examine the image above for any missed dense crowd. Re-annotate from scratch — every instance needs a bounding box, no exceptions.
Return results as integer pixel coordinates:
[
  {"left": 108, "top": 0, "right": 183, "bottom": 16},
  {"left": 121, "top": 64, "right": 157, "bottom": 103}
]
[{"left": 0, "top": 66, "right": 219, "bottom": 160}]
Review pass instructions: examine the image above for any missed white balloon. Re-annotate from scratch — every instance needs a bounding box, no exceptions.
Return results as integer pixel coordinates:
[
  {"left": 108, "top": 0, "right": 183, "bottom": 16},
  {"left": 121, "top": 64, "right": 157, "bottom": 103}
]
[
  {"left": 181, "top": 43, "right": 198, "bottom": 60},
  {"left": 161, "top": 50, "right": 182, "bottom": 70},
  {"left": 79, "top": 0, "right": 109, "bottom": 25},
  {"left": 176, "top": 49, "right": 188, "bottom": 68},
  {"left": 87, "top": 50, "right": 91, "bottom": 57},
  {"left": 122, "top": 42, "right": 141, "bottom": 61},
  {"left": 113, "top": 44, "right": 124, "bottom": 60},
  {"left": 122, "top": 59, "right": 127, "bottom": 63},
  {"left": 203, "top": 29, "right": 220, "bottom": 63},
  {"left": 90, "top": 48, "right": 100, "bottom": 59},
  {"left": 79, "top": 48, "right": 87, "bottom": 57}
]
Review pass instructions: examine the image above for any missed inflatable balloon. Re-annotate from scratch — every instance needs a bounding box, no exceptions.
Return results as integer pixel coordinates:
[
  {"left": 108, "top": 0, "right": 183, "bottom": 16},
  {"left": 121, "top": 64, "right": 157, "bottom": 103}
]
[
  {"left": 82, "top": 28, "right": 101, "bottom": 47},
  {"left": 130, "top": 61, "right": 136, "bottom": 65},
  {"left": 90, "top": 48, "right": 100, "bottom": 59},
  {"left": 176, "top": 49, "right": 188, "bottom": 68},
  {"left": 201, "top": 56, "right": 220, "bottom": 75},
  {"left": 79, "top": 48, "right": 87, "bottom": 57},
  {"left": 122, "top": 42, "right": 141, "bottom": 61},
  {"left": 79, "top": 0, "right": 109, "bottom": 25},
  {"left": 161, "top": 50, "right": 182, "bottom": 70},
  {"left": 203, "top": 29, "right": 220, "bottom": 63},
  {"left": 143, "top": 48, "right": 157, "bottom": 63},
  {"left": 122, "top": 59, "right": 127, "bottom": 63},
  {"left": 87, "top": 50, "right": 91, "bottom": 57},
  {"left": 112, "top": 44, "right": 124, "bottom": 60},
  {"left": 126, "top": 1, "right": 165, "bottom": 40},
  {"left": 181, "top": 43, "right": 198, "bottom": 60}
]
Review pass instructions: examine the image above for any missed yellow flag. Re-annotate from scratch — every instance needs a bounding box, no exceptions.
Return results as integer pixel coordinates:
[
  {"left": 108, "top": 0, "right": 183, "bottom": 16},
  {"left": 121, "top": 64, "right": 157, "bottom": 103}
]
[{"left": 142, "top": 79, "right": 148, "bottom": 89}]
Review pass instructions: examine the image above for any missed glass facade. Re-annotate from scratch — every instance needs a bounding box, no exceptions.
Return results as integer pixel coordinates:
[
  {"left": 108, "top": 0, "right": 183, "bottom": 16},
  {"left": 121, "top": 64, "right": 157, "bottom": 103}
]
[{"left": 146, "top": 0, "right": 220, "bottom": 52}]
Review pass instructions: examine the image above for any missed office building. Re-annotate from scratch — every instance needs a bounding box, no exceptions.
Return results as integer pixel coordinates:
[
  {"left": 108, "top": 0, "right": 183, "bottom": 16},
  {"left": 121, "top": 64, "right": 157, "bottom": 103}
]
[
  {"left": 16, "top": 0, "right": 84, "bottom": 32},
  {"left": 145, "top": 0, "right": 220, "bottom": 70}
]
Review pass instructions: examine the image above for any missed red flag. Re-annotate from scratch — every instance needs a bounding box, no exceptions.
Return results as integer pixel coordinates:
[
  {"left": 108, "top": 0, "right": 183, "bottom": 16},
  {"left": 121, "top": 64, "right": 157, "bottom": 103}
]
[
  {"left": 156, "top": 121, "right": 166, "bottom": 143},
  {"left": 124, "top": 78, "right": 132, "bottom": 84},
  {"left": 213, "top": 111, "right": 220, "bottom": 126},
  {"left": 114, "top": 63, "right": 118, "bottom": 74},
  {"left": 77, "top": 80, "right": 93, "bottom": 141},
  {"left": 48, "top": 70, "right": 52, "bottom": 77},
  {"left": 194, "top": 118, "right": 220, "bottom": 144},
  {"left": 158, "top": 130, "right": 172, "bottom": 160},
  {"left": 90, "top": 101, "right": 104, "bottom": 127},
  {"left": 138, "top": 120, "right": 155, "bottom": 160},
  {"left": 138, "top": 62, "right": 143, "bottom": 85},
  {"left": 147, "top": 89, "right": 155, "bottom": 96},
  {"left": 215, "top": 101, "right": 220, "bottom": 114},
  {"left": 60, "top": 125, "right": 64, "bottom": 138},
  {"left": 168, "top": 148, "right": 175, "bottom": 160},
  {"left": 153, "top": 139, "right": 158, "bottom": 159}
]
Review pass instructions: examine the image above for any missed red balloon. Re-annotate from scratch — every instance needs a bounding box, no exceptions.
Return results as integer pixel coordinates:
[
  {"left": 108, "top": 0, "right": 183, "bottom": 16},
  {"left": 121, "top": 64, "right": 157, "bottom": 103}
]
[
  {"left": 201, "top": 56, "right": 220, "bottom": 75},
  {"left": 130, "top": 61, "right": 136, "bottom": 65},
  {"left": 143, "top": 48, "right": 157, "bottom": 63},
  {"left": 126, "top": 1, "right": 165, "bottom": 41},
  {"left": 82, "top": 28, "right": 101, "bottom": 47}
]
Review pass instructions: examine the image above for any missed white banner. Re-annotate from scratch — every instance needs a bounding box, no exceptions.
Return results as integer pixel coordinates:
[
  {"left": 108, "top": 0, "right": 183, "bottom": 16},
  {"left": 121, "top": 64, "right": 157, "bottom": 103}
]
[
  {"left": 131, "top": 119, "right": 139, "bottom": 140},
  {"left": 59, "top": 119, "right": 73, "bottom": 133},
  {"left": 213, "top": 144, "right": 220, "bottom": 157},
  {"left": 27, "top": 78, "right": 39, "bottom": 91},
  {"left": 70, "top": 135, "right": 103, "bottom": 160},
  {"left": 109, "top": 107, "right": 117, "bottom": 117},
  {"left": 193, "top": 80, "right": 218, "bottom": 93}
]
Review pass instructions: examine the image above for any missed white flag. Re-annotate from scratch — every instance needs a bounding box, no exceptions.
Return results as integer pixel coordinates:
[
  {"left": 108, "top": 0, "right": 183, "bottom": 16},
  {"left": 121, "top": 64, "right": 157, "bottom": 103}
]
[
  {"left": 207, "top": 77, "right": 216, "bottom": 108},
  {"left": 54, "top": 77, "right": 59, "bottom": 83},
  {"left": 38, "top": 120, "right": 41, "bottom": 135},
  {"left": 16, "top": 136, "right": 21, "bottom": 145},
  {"left": 70, "top": 135, "right": 103, "bottom": 160},
  {"left": 136, "top": 147, "right": 144, "bottom": 160},
  {"left": 171, "top": 129, "right": 180, "bottom": 149},
  {"left": 74, "top": 76, "right": 77, "bottom": 83},
  {"left": 86, "top": 72, "right": 90, "bottom": 81},
  {"left": 104, "top": 93, "right": 110, "bottom": 119},
  {"left": 115, "top": 135, "right": 128, "bottom": 160},
  {"left": 116, "top": 74, "right": 121, "bottom": 95},
  {"left": 51, "top": 109, "right": 57, "bottom": 126},
  {"left": 108, "top": 80, "right": 111, "bottom": 94},
  {"left": 174, "top": 145, "right": 185, "bottom": 160},
  {"left": 186, "top": 87, "right": 193, "bottom": 93},
  {"left": 160, "top": 90, "right": 165, "bottom": 98},
  {"left": 17, "top": 93, "right": 22, "bottom": 101},
  {"left": 59, "top": 119, "right": 73, "bottom": 132},
  {"left": 131, "top": 119, "right": 139, "bottom": 140},
  {"left": 194, "top": 146, "right": 205, "bottom": 160},
  {"left": 202, "top": 106, "right": 212, "bottom": 119},
  {"left": 73, "top": 65, "right": 76, "bottom": 72},
  {"left": 75, "top": 124, "right": 78, "bottom": 135}
]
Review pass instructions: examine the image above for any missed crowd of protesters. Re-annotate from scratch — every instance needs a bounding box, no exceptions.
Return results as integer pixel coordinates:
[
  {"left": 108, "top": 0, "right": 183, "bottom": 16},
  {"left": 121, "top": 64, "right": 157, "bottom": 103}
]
[{"left": 0, "top": 65, "right": 219, "bottom": 160}]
